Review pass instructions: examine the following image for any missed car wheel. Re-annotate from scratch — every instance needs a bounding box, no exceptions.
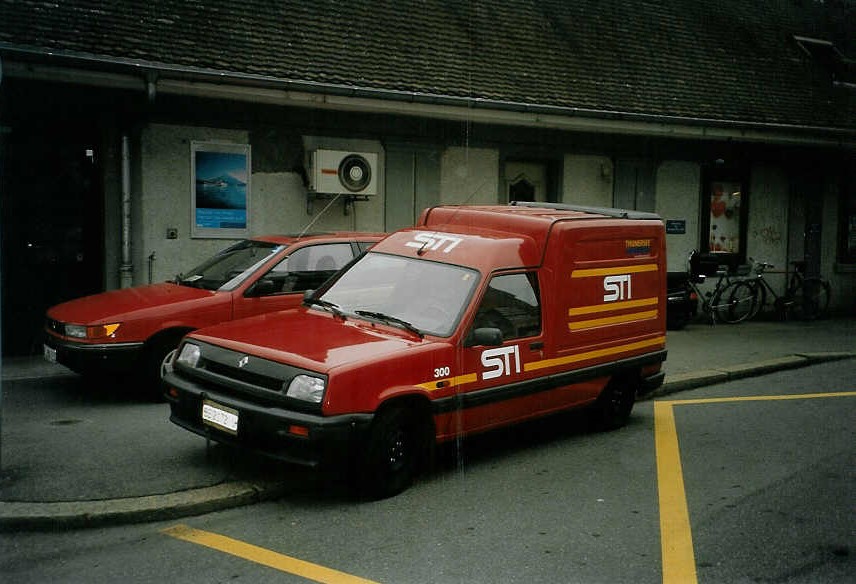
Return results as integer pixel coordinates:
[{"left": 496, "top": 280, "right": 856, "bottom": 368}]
[
  {"left": 144, "top": 337, "right": 182, "bottom": 400},
  {"left": 593, "top": 376, "right": 637, "bottom": 431},
  {"left": 356, "top": 406, "right": 427, "bottom": 499}
]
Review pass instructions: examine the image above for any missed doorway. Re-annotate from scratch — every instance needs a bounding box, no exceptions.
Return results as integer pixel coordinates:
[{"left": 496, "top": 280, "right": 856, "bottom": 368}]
[{"left": 1, "top": 124, "right": 104, "bottom": 355}]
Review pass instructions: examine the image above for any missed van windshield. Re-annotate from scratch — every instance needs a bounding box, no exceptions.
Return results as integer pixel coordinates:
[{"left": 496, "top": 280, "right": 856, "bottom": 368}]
[
  {"left": 319, "top": 252, "right": 480, "bottom": 337},
  {"left": 176, "top": 240, "right": 286, "bottom": 291}
]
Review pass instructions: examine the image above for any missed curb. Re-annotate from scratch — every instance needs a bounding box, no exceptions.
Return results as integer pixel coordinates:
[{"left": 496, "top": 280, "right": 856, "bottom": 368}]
[
  {"left": 644, "top": 351, "right": 856, "bottom": 400},
  {"left": 0, "top": 481, "right": 289, "bottom": 532},
  {"left": 2, "top": 352, "right": 853, "bottom": 531}
]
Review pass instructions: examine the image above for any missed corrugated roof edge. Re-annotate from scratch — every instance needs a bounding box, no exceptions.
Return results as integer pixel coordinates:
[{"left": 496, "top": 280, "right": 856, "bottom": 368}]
[{"left": 508, "top": 201, "right": 662, "bottom": 221}]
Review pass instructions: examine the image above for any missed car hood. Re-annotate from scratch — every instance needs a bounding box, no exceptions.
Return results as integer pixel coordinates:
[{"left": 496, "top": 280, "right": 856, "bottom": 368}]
[
  {"left": 191, "top": 308, "right": 423, "bottom": 373},
  {"left": 47, "top": 282, "right": 215, "bottom": 324}
]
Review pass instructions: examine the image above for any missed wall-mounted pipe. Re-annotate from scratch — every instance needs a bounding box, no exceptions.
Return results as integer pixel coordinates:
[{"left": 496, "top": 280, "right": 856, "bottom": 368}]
[{"left": 119, "top": 134, "right": 133, "bottom": 288}]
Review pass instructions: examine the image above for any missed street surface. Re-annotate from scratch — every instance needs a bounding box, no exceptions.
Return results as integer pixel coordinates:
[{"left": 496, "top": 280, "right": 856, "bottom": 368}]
[{"left": 1, "top": 359, "right": 854, "bottom": 583}]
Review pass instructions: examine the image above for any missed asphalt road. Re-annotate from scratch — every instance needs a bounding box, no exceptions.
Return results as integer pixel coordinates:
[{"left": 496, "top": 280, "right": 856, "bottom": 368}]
[{"left": 1, "top": 359, "right": 854, "bottom": 584}]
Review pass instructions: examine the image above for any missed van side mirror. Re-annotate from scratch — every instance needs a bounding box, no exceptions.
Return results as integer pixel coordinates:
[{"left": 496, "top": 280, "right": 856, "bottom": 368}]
[{"left": 465, "top": 327, "right": 504, "bottom": 347}]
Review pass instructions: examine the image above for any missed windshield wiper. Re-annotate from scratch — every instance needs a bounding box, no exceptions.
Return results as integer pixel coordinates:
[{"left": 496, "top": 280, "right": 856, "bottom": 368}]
[
  {"left": 354, "top": 310, "right": 423, "bottom": 338},
  {"left": 304, "top": 297, "right": 345, "bottom": 319}
]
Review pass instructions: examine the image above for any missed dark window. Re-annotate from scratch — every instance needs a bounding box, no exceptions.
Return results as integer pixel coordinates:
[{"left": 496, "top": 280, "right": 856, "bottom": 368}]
[
  {"left": 839, "top": 164, "right": 856, "bottom": 265},
  {"left": 471, "top": 273, "right": 541, "bottom": 341}
]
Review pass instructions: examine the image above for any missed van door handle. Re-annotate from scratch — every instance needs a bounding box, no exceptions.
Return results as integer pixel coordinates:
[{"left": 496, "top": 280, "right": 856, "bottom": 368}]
[{"left": 529, "top": 341, "right": 544, "bottom": 350}]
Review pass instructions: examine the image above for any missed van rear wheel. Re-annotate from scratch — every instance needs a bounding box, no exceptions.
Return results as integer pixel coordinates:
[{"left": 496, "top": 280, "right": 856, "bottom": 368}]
[{"left": 593, "top": 377, "right": 637, "bottom": 431}]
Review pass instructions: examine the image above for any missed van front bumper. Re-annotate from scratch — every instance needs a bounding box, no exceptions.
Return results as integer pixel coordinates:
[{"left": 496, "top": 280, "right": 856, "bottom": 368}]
[{"left": 165, "top": 372, "right": 374, "bottom": 469}]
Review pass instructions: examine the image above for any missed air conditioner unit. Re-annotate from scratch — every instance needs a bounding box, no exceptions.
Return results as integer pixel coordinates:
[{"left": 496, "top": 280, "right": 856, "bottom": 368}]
[{"left": 311, "top": 149, "right": 378, "bottom": 196}]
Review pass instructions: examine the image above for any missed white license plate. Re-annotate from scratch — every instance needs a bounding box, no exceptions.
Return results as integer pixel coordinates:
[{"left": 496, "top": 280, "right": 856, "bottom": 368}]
[
  {"left": 44, "top": 344, "right": 57, "bottom": 363},
  {"left": 202, "top": 400, "right": 239, "bottom": 435}
]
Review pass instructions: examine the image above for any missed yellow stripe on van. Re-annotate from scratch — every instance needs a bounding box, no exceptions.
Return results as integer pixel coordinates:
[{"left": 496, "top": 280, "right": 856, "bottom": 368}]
[
  {"left": 569, "top": 310, "right": 658, "bottom": 330},
  {"left": 571, "top": 264, "right": 658, "bottom": 278},
  {"left": 417, "top": 373, "right": 479, "bottom": 392},
  {"left": 569, "top": 296, "right": 658, "bottom": 316},
  {"left": 524, "top": 336, "right": 666, "bottom": 372}
]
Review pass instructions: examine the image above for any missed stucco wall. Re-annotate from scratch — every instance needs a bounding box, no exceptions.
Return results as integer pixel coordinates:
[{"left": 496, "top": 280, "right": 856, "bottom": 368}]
[
  {"left": 656, "top": 161, "right": 701, "bottom": 272},
  {"left": 439, "top": 147, "right": 500, "bottom": 205},
  {"left": 747, "top": 166, "right": 789, "bottom": 291},
  {"left": 137, "top": 124, "right": 386, "bottom": 285},
  {"left": 562, "top": 155, "right": 613, "bottom": 207}
]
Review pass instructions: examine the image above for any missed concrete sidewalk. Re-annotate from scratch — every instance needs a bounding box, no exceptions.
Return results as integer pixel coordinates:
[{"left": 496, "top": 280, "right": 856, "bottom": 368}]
[{"left": 1, "top": 318, "right": 854, "bottom": 530}]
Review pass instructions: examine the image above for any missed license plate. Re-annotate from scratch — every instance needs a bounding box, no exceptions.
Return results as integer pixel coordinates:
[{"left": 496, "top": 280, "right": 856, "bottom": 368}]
[
  {"left": 202, "top": 400, "right": 239, "bottom": 435},
  {"left": 44, "top": 344, "right": 57, "bottom": 363}
]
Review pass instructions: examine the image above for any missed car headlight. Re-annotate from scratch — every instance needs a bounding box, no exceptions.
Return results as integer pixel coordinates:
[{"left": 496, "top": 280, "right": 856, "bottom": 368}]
[
  {"left": 285, "top": 375, "right": 325, "bottom": 403},
  {"left": 64, "top": 323, "right": 121, "bottom": 339},
  {"left": 176, "top": 343, "right": 202, "bottom": 368}
]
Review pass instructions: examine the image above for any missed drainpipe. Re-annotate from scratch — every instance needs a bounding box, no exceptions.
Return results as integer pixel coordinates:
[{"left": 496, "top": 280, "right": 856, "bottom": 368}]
[{"left": 119, "top": 135, "right": 133, "bottom": 288}]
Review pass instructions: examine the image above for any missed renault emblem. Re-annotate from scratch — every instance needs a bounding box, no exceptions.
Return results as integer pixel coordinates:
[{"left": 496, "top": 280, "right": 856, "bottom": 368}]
[{"left": 237, "top": 355, "right": 249, "bottom": 368}]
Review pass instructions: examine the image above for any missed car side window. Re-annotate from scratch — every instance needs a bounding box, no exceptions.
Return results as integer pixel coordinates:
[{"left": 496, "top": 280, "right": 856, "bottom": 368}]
[
  {"left": 471, "top": 272, "right": 541, "bottom": 340},
  {"left": 259, "top": 243, "right": 354, "bottom": 295}
]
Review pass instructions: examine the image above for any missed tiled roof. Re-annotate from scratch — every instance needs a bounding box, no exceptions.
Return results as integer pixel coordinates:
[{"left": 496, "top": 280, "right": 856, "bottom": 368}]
[{"left": 1, "top": 0, "right": 854, "bottom": 132}]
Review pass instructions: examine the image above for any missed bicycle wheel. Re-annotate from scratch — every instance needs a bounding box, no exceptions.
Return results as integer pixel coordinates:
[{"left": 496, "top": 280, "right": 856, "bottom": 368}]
[
  {"left": 790, "top": 277, "right": 831, "bottom": 320},
  {"left": 714, "top": 281, "right": 757, "bottom": 323}
]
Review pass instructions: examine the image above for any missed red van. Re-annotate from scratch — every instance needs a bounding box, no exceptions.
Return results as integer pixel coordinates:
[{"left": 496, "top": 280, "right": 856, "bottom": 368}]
[
  {"left": 165, "top": 203, "right": 666, "bottom": 497},
  {"left": 44, "top": 232, "right": 384, "bottom": 393}
]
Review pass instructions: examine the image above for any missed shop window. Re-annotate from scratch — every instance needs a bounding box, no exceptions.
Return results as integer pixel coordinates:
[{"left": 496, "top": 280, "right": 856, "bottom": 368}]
[{"left": 700, "top": 168, "right": 749, "bottom": 270}]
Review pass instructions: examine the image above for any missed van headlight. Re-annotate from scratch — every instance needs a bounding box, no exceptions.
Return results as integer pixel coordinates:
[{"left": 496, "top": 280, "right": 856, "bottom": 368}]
[
  {"left": 176, "top": 343, "right": 202, "bottom": 368},
  {"left": 285, "top": 375, "right": 325, "bottom": 403}
]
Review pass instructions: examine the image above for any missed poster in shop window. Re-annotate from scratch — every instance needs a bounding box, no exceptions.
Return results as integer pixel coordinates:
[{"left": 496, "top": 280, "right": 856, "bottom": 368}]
[
  {"left": 191, "top": 142, "right": 251, "bottom": 238},
  {"left": 708, "top": 181, "right": 741, "bottom": 253}
]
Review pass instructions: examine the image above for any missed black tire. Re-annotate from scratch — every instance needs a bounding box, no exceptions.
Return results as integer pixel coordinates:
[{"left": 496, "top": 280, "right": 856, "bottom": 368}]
[
  {"left": 790, "top": 278, "right": 831, "bottom": 321},
  {"left": 593, "top": 376, "right": 637, "bottom": 431},
  {"left": 143, "top": 335, "right": 183, "bottom": 400},
  {"left": 715, "top": 281, "right": 756, "bottom": 324},
  {"left": 355, "top": 406, "right": 429, "bottom": 499}
]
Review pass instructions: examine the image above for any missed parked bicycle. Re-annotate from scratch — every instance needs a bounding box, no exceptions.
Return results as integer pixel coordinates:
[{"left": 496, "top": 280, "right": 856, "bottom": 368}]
[
  {"left": 726, "top": 259, "right": 831, "bottom": 321},
  {"left": 684, "top": 250, "right": 756, "bottom": 324}
]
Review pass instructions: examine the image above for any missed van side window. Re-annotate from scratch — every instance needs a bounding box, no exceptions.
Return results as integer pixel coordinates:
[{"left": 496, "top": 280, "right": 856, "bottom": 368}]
[{"left": 472, "top": 273, "right": 541, "bottom": 340}]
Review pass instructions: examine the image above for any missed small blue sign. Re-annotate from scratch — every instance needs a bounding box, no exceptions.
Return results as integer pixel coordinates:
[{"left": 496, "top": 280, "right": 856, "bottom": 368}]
[{"left": 666, "top": 219, "right": 686, "bottom": 234}]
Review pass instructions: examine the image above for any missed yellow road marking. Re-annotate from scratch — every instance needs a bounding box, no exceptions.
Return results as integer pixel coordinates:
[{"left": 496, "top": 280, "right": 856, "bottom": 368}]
[
  {"left": 571, "top": 264, "right": 658, "bottom": 278},
  {"left": 654, "top": 401, "right": 698, "bottom": 584},
  {"left": 163, "top": 525, "right": 380, "bottom": 584},
  {"left": 655, "top": 391, "right": 856, "bottom": 584}
]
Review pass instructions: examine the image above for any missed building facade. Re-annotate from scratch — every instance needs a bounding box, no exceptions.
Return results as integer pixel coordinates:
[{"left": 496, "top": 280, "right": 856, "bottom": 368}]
[{"left": 1, "top": 1, "right": 855, "bottom": 355}]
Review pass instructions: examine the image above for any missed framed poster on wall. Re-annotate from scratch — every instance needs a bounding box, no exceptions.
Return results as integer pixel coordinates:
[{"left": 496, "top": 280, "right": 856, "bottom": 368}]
[{"left": 191, "top": 142, "right": 251, "bottom": 238}]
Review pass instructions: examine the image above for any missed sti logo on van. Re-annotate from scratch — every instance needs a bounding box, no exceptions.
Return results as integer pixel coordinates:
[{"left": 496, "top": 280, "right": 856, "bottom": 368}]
[
  {"left": 405, "top": 232, "right": 463, "bottom": 254},
  {"left": 604, "top": 274, "right": 632, "bottom": 302},
  {"left": 481, "top": 345, "right": 522, "bottom": 380}
]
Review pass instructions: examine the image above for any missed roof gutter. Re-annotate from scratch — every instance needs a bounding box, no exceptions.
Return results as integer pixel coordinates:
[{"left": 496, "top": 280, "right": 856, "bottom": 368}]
[{"left": 3, "top": 44, "right": 856, "bottom": 148}]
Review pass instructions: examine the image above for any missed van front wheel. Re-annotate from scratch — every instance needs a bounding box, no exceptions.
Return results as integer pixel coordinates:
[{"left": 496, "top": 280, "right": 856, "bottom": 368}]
[
  {"left": 356, "top": 406, "right": 424, "bottom": 499},
  {"left": 593, "top": 377, "right": 637, "bottom": 431}
]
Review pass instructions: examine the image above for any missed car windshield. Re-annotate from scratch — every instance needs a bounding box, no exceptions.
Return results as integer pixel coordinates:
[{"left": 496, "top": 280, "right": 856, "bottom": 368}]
[
  {"left": 176, "top": 240, "right": 286, "bottom": 291},
  {"left": 318, "top": 252, "right": 480, "bottom": 337}
]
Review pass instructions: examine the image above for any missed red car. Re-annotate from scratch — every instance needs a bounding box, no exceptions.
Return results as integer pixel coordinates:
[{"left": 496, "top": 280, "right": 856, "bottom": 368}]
[{"left": 44, "top": 232, "right": 384, "bottom": 393}]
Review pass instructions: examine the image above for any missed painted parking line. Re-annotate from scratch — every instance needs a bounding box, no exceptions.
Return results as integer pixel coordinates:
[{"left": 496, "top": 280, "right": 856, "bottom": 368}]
[
  {"left": 654, "top": 391, "right": 856, "bottom": 584},
  {"left": 163, "top": 524, "right": 380, "bottom": 584}
]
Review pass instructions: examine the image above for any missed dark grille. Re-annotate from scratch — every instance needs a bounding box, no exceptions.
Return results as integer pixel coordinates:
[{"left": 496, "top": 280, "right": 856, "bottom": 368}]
[
  {"left": 46, "top": 318, "right": 64, "bottom": 334},
  {"left": 203, "top": 359, "right": 283, "bottom": 392}
]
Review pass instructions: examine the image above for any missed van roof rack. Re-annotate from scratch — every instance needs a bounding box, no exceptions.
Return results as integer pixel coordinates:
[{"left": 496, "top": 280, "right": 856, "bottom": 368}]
[{"left": 509, "top": 201, "right": 662, "bottom": 221}]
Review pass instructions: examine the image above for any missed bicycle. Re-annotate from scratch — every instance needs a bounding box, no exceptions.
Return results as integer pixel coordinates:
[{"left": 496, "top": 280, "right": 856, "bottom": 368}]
[
  {"left": 727, "top": 259, "right": 831, "bottom": 321},
  {"left": 685, "top": 250, "right": 756, "bottom": 324}
]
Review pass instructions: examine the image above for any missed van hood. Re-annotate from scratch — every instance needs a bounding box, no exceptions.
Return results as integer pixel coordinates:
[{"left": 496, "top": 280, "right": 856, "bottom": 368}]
[
  {"left": 47, "top": 282, "right": 215, "bottom": 324},
  {"left": 191, "top": 308, "right": 422, "bottom": 373}
]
